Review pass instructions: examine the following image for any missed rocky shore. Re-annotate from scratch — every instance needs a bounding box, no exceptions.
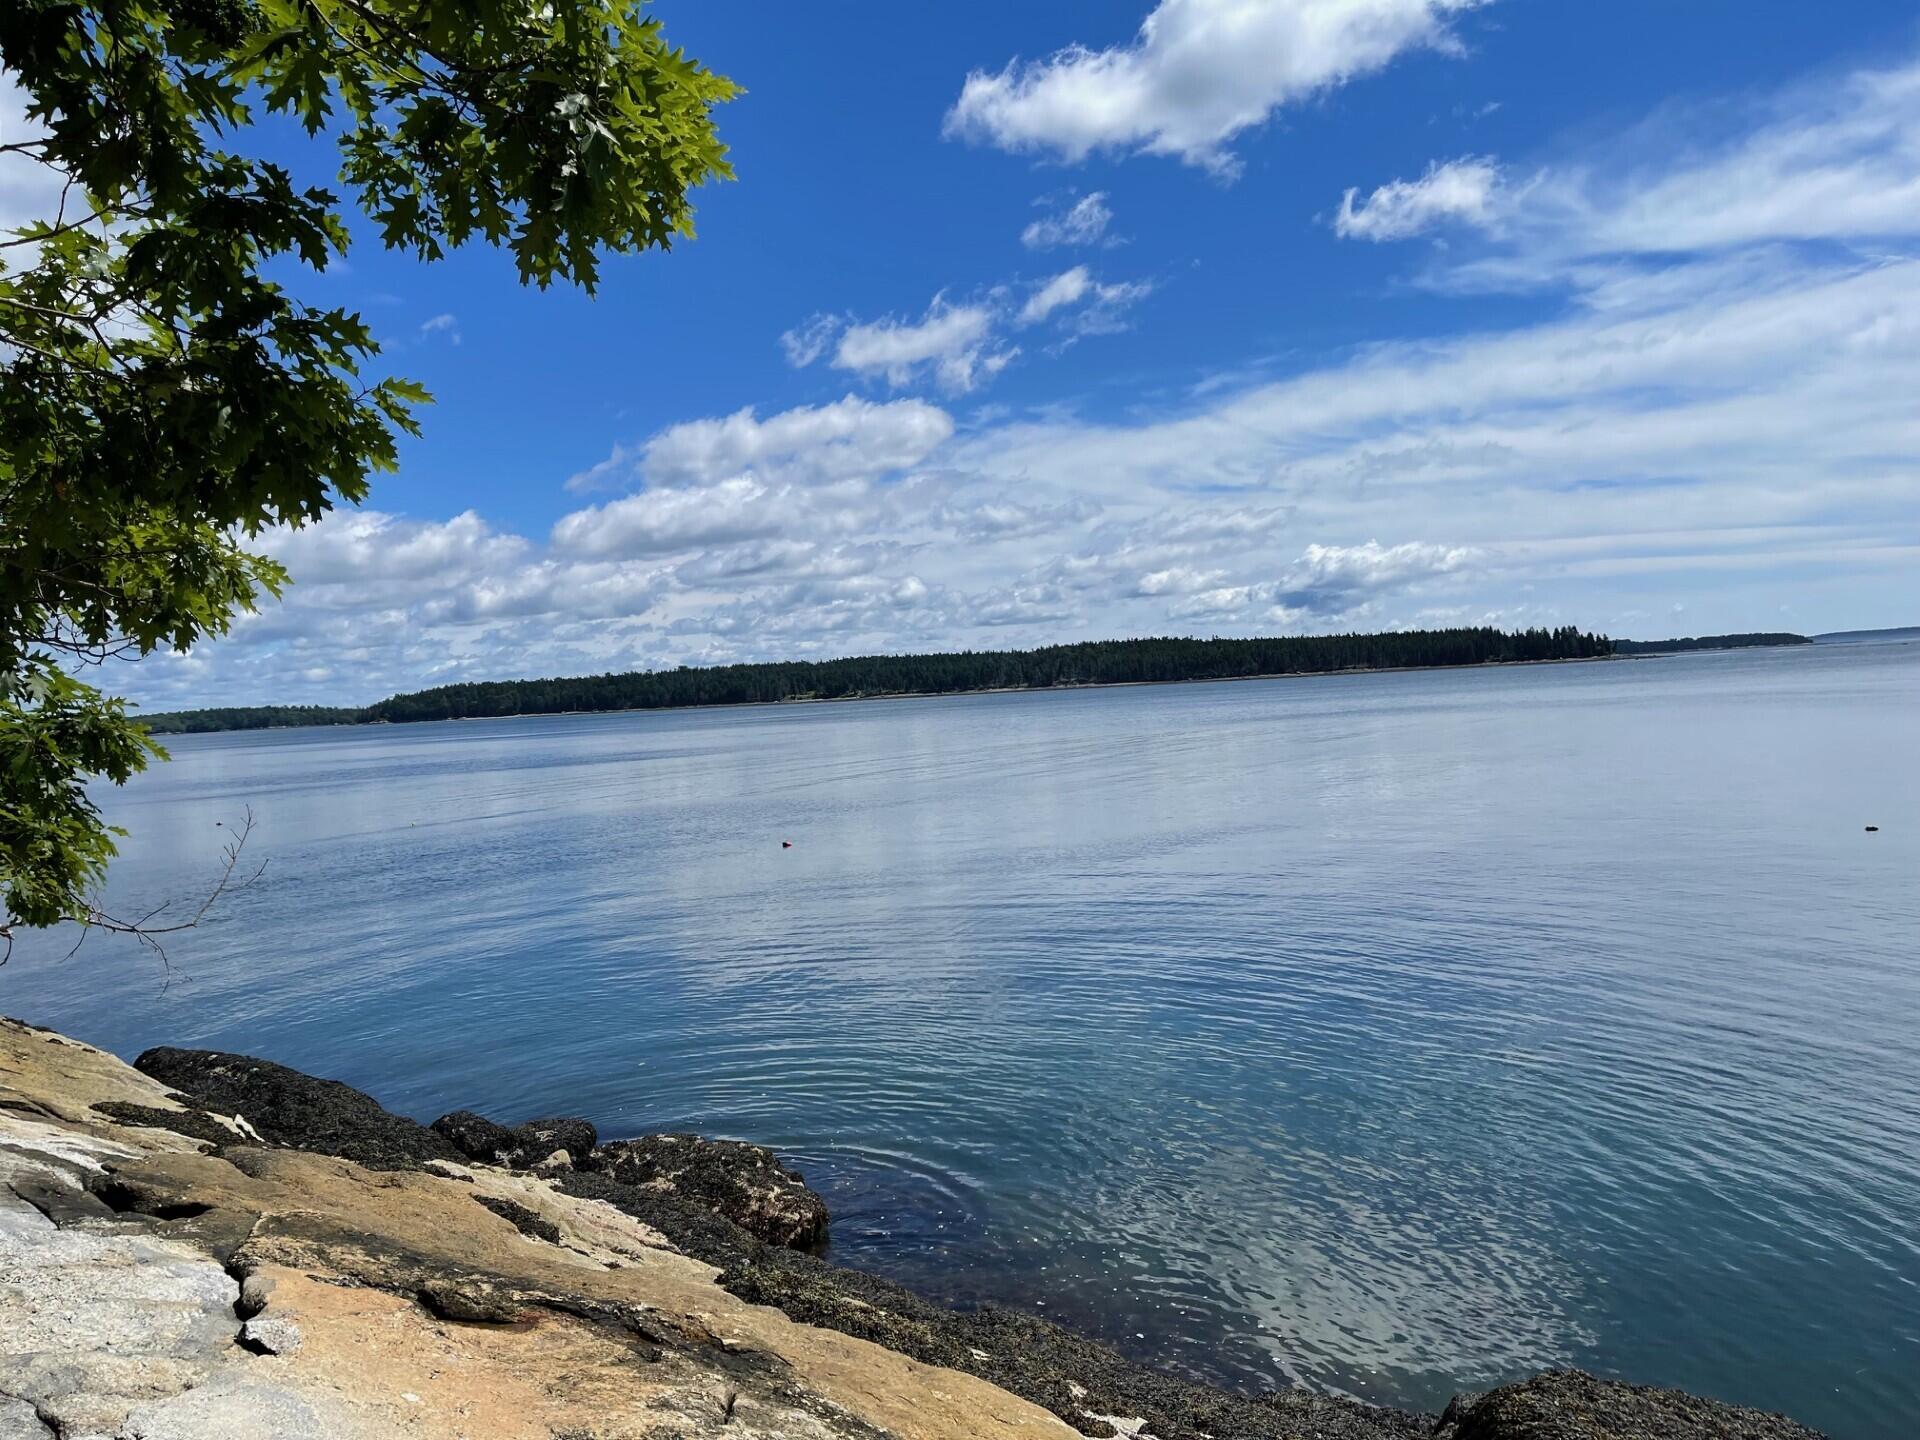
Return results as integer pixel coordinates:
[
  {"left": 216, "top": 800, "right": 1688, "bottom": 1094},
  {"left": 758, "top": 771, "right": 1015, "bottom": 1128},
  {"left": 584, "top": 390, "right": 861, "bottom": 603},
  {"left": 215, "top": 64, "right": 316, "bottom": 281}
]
[{"left": 1, "top": 1016, "right": 1830, "bottom": 1439}]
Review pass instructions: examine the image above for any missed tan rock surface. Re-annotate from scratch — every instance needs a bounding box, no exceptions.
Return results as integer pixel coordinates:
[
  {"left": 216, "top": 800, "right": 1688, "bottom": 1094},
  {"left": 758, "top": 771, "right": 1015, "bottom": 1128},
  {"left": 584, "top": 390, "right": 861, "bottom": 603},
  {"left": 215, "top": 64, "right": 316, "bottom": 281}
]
[{"left": 0, "top": 1018, "right": 1075, "bottom": 1440}]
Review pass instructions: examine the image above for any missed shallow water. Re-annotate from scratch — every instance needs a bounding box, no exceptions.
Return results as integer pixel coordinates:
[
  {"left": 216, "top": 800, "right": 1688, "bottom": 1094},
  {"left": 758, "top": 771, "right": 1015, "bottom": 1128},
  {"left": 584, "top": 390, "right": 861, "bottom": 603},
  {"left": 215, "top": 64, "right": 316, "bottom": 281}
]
[{"left": 6, "top": 642, "right": 1918, "bottom": 1438}]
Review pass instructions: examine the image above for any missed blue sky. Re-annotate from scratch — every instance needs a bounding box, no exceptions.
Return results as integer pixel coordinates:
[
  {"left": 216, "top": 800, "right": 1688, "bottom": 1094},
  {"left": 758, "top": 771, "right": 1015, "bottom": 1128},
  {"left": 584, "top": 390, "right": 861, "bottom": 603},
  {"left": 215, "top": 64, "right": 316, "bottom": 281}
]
[{"left": 13, "top": 1, "right": 1920, "bottom": 705}]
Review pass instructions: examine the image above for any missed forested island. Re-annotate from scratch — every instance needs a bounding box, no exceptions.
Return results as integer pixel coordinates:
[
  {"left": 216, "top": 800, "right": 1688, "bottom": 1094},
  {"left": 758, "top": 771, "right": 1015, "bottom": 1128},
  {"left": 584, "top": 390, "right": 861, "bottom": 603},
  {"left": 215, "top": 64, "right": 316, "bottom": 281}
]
[
  {"left": 137, "top": 705, "right": 365, "bottom": 734},
  {"left": 139, "top": 625, "right": 1610, "bottom": 732},
  {"left": 1613, "top": 632, "right": 1810, "bottom": 655}
]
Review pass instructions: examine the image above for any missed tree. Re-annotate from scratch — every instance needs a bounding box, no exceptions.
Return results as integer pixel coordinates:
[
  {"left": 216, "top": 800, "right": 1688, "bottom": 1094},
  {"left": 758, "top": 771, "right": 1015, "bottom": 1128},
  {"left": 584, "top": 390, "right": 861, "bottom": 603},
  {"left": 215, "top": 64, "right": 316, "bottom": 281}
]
[{"left": 0, "top": 0, "right": 736, "bottom": 940}]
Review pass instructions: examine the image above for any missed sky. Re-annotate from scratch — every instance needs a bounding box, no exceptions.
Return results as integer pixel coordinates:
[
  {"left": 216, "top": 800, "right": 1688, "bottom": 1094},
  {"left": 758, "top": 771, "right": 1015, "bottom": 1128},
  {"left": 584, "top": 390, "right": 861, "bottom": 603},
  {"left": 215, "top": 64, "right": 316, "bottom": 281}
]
[{"left": 10, "top": 0, "right": 1920, "bottom": 708}]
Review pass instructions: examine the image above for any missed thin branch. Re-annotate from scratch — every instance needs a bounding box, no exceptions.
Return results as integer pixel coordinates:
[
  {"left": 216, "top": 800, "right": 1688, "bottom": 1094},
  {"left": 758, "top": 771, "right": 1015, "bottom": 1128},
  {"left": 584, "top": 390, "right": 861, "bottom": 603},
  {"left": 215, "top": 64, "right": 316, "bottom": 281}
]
[{"left": 1, "top": 808, "right": 268, "bottom": 983}]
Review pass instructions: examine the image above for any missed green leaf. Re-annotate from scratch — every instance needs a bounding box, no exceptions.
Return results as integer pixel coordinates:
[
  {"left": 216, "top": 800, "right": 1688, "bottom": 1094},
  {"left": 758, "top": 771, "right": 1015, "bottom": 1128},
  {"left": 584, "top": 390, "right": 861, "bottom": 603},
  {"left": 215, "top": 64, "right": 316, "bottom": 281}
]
[{"left": 0, "top": 0, "right": 734, "bottom": 930}]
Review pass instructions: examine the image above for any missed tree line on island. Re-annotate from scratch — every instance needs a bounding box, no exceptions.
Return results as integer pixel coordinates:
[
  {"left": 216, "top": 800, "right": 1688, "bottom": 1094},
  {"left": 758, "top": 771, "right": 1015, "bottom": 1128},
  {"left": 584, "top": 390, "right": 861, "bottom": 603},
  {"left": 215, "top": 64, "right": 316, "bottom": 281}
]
[
  {"left": 1610, "top": 632, "right": 1810, "bottom": 655},
  {"left": 140, "top": 626, "right": 1616, "bottom": 732}
]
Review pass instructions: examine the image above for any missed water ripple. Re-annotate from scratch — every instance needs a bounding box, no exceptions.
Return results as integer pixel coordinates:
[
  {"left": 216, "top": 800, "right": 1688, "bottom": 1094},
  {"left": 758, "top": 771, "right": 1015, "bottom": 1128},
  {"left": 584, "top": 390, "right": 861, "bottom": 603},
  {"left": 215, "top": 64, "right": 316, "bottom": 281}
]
[{"left": 4, "top": 643, "right": 1917, "bottom": 1438}]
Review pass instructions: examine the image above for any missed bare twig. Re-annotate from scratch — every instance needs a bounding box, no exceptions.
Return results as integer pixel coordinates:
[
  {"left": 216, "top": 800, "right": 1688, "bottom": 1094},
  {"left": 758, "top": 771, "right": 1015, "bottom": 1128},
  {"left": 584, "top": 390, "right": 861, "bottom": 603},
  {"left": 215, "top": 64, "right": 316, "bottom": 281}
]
[{"left": 1, "top": 808, "right": 268, "bottom": 984}]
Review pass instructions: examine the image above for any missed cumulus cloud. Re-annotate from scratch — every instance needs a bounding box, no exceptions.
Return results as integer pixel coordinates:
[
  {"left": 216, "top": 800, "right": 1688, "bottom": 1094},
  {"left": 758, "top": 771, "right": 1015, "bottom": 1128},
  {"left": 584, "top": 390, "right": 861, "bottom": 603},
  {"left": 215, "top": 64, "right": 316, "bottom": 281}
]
[
  {"left": 786, "top": 267, "right": 1152, "bottom": 396},
  {"left": 838, "top": 306, "right": 1008, "bottom": 393},
  {"left": 160, "top": 246, "right": 1920, "bottom": 708},
  {"left": 550, "top": 478, "right": 795, "bottom": 559},
  {"left": 1022, "top": 192, "right": 1115, "bottom": 249},
  {"left": 945, "top": 0, "right": 1482, "bottom": 173},
  {"left": 645, "top": 396, "right": 952, "bottom": 489},
  {"left": 822, "top": 297, "right": 1013, "bottom": 394},
  {"left": 1275, "top": 540, "right": 1474, "bottom": 608},
  {"left": 1335, "top": 156, "right": 1502, "bottom": 240},
  {"left": 1155, "top": 542, "right": 1473, "bottom": 622},
  {"left": 418, "top": 313, "right": 461, "bottom": 343},
  {"left": 110, "top": 52, "right": 1920, "bottom": 709},
  {"left": 1132, "top": 566, "right": 1226, "bottom": 597},
  {"left": 258, "top": 510, "right": 528, "bottom": 586},
  {"left": 567, "top": 396, "right": 953, "bottom": 494}
]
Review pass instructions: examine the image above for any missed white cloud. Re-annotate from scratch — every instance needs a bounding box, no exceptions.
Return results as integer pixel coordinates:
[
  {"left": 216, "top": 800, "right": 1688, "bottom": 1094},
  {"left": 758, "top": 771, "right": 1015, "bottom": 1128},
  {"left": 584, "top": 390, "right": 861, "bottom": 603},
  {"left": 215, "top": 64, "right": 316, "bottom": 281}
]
[
  {"left": 780, "top": 312, "right": 843, "bottom": 367},
  {"left": 1156, "top": 542, "right": 1473, "bottom": 622},
  {"left": 1277, "top": 540, "right": 1474, "bottom": 606},
  {"left": 1133, "top": 566, "right": 1226, "bottom": 596},
  {"left": 1335, "top": 156, "right": 1502, "bottom": 240},
  {"left": 945, "top": 0, "right": 1482, "bottom": 173},
  {"left": 550, "top": 477, "right": 794, "bottom": 559},
  {"left": 105, "top": 52, "right": 1920, "bottom": 709},
  {"left": 788, "top": 266, "right": 1152, "bottom": 396},
  {"left": 1022, "top": 192, "right": 1115, "bottom": 249},
  {"left": 1395, "top": 58, "right": 1920, "bottom": 292},
  {"left": 1019, "top": 266, "right": 1155, "bottom": 334},
  {"left": 1019, "top": 267, "right": 1093, "bottom": 324},
  {"left": 258, "top": 510, "right": 528, "bottom": 586},
  {"left": 146, "top": 245, "right": 1920, "bottom": 707},
  {"left": 1068, "top": 278, "right": 1155, "bottom": 337},
  {"left": 567, "top": 396, "right": 953, "bottom": 496},
  {"left": 936, "top": 493, "right": 1101, "bottom": 539},
  {"left": 417, "top": 312, "right": 461, "bottom": 344},
  {"left": 828, "top": 297, "right": 1013, "bottom": 393},
  {"left": 1579, "top": 61, "right": 1920, "bottom": 255},
  {"left": 637, "top": 396, "right": 953, "bottom": 489}
]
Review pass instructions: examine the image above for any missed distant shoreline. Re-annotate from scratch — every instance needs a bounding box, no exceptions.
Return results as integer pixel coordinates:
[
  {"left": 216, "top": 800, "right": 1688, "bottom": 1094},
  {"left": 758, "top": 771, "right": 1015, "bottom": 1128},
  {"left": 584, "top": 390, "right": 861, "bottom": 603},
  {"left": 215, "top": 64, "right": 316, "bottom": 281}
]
[
  {"left": 434, "top": 651, "right": 1624, "bottom": 722},
  {"left": 152, "top": 651, "right": 1625, "bottom": 736},
  {"left": 144, "top": 623, "right": 1884, "bottom": 737}
]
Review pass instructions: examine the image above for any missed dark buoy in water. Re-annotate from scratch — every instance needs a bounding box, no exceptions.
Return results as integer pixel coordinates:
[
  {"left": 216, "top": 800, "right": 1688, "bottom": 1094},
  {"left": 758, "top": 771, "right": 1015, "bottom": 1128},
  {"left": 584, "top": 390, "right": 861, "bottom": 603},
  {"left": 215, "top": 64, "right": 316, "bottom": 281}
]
[
  {"left": 781, "top": 840, "right": 793, "bottom": 849},
  {"left": 1865, "top": 825, "right": 1880, "bottom": 832}
]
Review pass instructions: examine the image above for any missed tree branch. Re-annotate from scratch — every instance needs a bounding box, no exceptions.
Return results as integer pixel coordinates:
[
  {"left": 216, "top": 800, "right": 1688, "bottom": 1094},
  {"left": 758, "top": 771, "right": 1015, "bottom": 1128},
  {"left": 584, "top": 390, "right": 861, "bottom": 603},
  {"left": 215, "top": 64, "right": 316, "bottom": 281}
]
[{"left": 1, "top": 809, "right": 268, "bottom": 982}]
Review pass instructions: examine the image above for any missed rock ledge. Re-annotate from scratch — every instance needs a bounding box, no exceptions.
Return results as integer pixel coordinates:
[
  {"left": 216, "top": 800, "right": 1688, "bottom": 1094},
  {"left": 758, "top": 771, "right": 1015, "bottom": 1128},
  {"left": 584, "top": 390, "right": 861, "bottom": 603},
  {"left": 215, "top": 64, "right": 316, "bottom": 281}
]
[{"left": 3, "top": 1018, "right": 1831, "bottom": 1440}]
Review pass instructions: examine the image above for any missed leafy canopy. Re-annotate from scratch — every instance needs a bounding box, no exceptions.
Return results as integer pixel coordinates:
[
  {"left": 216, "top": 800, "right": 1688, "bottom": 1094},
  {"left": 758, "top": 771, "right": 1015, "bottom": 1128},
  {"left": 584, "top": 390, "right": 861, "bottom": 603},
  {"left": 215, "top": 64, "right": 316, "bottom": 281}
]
[{"left": 0, "top": 0, "right": 735, "bottom": 934}]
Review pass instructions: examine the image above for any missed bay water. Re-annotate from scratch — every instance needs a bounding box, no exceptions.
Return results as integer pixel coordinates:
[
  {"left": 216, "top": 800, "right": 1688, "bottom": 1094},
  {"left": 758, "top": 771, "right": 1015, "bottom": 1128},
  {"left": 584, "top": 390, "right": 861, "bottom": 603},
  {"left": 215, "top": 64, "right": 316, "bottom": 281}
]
[{"left": 5, "top": 641, "right": 1917, "bottom": 1438}]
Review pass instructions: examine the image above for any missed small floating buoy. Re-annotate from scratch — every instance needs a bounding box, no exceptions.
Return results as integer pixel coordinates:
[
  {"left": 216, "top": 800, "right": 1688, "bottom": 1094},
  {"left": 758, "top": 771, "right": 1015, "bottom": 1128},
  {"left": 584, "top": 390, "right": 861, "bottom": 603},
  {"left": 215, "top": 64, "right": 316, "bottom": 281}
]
[
  {"left": 781, "top": 840, "right": 793, "bottom": 849},
  {"left": 1865, "top": 825, "right": 1879, "bottom": 832}
]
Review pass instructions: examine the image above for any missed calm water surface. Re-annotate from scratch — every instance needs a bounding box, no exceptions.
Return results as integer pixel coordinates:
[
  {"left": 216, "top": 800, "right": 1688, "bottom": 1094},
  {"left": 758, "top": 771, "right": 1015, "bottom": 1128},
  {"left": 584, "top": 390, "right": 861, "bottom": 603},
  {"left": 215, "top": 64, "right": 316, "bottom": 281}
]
[{"left": 6, "top": 643, "right": 1918, "bottom": 1438}]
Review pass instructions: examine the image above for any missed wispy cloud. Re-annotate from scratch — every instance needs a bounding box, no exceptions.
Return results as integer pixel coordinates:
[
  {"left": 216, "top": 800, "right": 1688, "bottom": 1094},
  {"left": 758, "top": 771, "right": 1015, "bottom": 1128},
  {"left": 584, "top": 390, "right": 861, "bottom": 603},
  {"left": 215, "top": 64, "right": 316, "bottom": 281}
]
[
  {"left": 785, "top": 266, "right": 1152, "bottom": 394},
  {"left": 1022, "top": 192, "right": 1115, "bottom": 249},
  {"left": 829, "top": 298, "right": 1011, "bottom": 393},
  {"left": 1352, "top": 57, "right": 1920, "bottom": 287},
  {"left": 779, "top": 312, "right": 844, "bottom": 368},
  {"left": 116, "top": 50, "right": 1920, "bottom": 708},
  {"left": 1335, "top": 156, "right": 1503, "bottom": 240}
]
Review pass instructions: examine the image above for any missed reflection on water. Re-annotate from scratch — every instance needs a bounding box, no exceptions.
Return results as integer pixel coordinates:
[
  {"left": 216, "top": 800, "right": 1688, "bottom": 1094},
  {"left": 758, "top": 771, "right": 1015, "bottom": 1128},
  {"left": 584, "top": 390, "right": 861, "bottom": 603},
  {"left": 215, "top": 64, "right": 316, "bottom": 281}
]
[{"left": 5, "top": 642, "right": 1918, "bottom": 1439}]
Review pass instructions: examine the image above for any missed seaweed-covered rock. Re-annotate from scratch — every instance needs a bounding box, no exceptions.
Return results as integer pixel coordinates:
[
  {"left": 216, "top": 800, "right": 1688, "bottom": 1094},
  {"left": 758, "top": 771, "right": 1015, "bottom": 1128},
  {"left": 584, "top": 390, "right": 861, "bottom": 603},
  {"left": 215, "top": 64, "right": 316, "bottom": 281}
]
[
  {"left": 589, "top": 1133, "right": 829, "bottom": 1249},
  {"left": 90, "top": 1099, "right": 240, "bottom": 1148},
  {"left": 1433, "top": 1370, "right": 1828, "bottom": 1440},
  {"left": 133, "top": 1047, "right": 457, "bottom": 1171},
  {"left": 512, "top": 1116, "right": 597, "bottom": 1168},
  {"left": 431, "top": 1108, "right": 518, "bottom": 1163},
  {"left": 471, "top": 1193, "right": 563, "bottom": 1245},
  {"left": 430, "top": 1110, "right": 598, "bottom": 1170}
]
